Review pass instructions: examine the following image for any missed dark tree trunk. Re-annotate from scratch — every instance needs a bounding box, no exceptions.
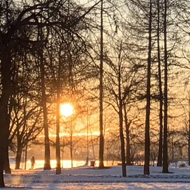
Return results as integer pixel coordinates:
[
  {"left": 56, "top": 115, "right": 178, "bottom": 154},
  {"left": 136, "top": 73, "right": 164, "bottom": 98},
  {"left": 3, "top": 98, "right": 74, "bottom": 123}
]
[
  {"left": 99, "top": 0, "right": 104, "bottom": 168},
  {"left": 4, "top": 146, "right": 11, "bottom": 174},
  {"left": 162, "top": 0, "right": 169, "bottom": 173},
  {"left": 56, "top": 89, "right": 61, "bottom": 174},
  {"left": 0, "top": 108, "right": 8, "bottom": 187},
  {"left": 15, "top": 149, "right": 22, "bottom": 170},
  {"left": 43, "top": 92, "right": 51, "bottom": 170},
  {"left": 4, "top": 112, "right": 11, "bottom": 174},
  {"left": 0, "top": 46, "right": 12, "bottom": 187},
  {"left": 0, "top": 154, "right": 4, "bottom": 188},
  {"left": 144, "top": 0, "right": 152, "bottom": 176},
  {"left": 56, "top": 51, "right": 61, "bottom": 175},
  {"left": 15, "top": 138, "right": 22, "bottom": 170},
  {"left": 157, "top": 0, "right": 163, "bottom": 167},
  {"left": 38, "top": 36, "right": 51, "bottom": 170},
  {"left": 24, "top": 144, "right": 28, "bottom": 170},
  {"left": 124, "top": 104, "right": 131, "bottom": 165},
  {"left": 118, "top": 65, "right": 126, "bottom": 177}
]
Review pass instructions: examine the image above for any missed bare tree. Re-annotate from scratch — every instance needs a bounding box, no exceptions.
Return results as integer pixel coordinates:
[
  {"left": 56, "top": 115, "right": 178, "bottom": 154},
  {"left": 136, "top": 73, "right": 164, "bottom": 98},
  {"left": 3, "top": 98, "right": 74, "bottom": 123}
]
[
  {"left": 156, "top": 0, "right": 163, "bottom": 167},
  {"left": 37, "top": 28, "right": 51, "bottom": 170},
  {"left": 144, "top": 0, "right": 152, "bottom": 176},
  {"left": 99, "top": 0, "right": 104, "bottom": 168},
  {"left": 162, "top": 0, "right": 169, "bottom": 173},
  {"left": 0, "top": 0, "right": 102, "bottom": 185}
]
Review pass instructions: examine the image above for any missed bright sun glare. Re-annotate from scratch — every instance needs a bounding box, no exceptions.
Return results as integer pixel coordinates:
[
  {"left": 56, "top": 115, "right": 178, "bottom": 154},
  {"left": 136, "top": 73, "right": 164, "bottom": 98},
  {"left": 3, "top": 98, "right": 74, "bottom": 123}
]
[{"left": 60, "top": 103, "right": 74, "bottom": 117}]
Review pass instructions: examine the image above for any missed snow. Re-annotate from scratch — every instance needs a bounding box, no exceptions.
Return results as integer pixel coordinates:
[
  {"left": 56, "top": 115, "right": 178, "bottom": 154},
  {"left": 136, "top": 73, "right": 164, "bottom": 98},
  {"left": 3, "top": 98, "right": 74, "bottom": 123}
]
[
  {"left": 3, "top": 163, "right": 190, "bottom": 189},
  {"left": 4, "top": 183, "right": 190, "bottom": 190}
]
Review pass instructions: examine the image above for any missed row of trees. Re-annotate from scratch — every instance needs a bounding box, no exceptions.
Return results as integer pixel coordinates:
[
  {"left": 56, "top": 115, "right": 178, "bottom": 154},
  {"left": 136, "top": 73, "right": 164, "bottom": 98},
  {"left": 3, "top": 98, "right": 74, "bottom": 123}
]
[
  {"left": 0, "top": 0, "right": 102, "bottom": 186},
  {"left": 0, "top": 0, "right": 190, "bottom": 187},
  {"left": 99, "top": 0, "right": 190, "bottom": 176}
]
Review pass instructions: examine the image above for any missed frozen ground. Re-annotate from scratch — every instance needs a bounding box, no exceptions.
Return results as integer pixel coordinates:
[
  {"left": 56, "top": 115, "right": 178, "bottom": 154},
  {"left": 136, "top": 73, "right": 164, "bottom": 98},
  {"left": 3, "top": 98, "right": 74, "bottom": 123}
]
[
  {"left": 3, "top": 183, "right": 190, "bottom": 190},
  {"left": 3, "top": 163, "right": 190, "bottom": 189}
]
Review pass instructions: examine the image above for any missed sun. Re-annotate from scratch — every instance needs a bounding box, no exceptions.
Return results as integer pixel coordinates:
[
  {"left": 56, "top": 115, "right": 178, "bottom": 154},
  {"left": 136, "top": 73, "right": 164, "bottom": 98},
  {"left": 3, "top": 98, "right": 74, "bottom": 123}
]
[{"left": 60, "top": 103, "right": 74, "bottom": 117}]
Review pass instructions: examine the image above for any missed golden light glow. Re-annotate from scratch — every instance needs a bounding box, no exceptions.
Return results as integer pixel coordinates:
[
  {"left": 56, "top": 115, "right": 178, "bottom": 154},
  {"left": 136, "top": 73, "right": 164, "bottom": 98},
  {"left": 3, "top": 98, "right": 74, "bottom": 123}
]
[{"left": 60, "top": 103, "right": 74, "bottom": 117}]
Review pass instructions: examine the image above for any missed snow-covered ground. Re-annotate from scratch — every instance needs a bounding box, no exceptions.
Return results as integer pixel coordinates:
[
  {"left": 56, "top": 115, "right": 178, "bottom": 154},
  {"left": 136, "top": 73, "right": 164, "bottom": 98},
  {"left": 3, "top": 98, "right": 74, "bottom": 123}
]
[
  {"left": 3, "top": 163, "right": 190, "bottom": 189},
  {"left": 4, "top": 182, "right": 190, "bottom": 190}
]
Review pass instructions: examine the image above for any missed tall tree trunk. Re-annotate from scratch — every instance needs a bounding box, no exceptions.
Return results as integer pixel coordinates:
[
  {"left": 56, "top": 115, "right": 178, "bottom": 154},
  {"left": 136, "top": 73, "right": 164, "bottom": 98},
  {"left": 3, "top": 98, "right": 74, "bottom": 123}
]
[
  {"left": 144, "top": 0, "right": 152, "bottom": 176},
  {"left": 118, "top": 65, "right": 126, "bottom": 177},
  {"left": 99, "top": 0, "right": 104, "bottom": 168},
  {"left": 162, "top": 0, "right": 169, "bottom": 173},
  {"left": 39, "top": 42, "right": 51, "bottom": 170},
  {"left": 56, "top": 52, "right": 61, "bottom": 175},
  {"left": 0, "top": 47, "right": 12, "bottom": 187},
  {"left": 124, "top": 104, "right": 131, "bottom": 165},
  {"left": 157, "top": 0, "right": 163, "bottom": 167}
]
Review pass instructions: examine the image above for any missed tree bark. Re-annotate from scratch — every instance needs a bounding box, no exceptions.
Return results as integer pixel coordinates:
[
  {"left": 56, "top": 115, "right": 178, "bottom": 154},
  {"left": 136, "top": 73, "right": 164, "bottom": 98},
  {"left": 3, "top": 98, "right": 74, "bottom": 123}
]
[
  {"left": 162, "top": 0, "right": 169, "bottom": 173},
  {"left": 4, "top": 112, "right": 11, "bottom": 174},
  {"left": 157, "top": 0, "right": 163, "bottom": 167},
  {"left": 15, "top": 147, "right": 22, "bottom": 170},
  {"left": 15, "top": 133, "right": 22, "bottom": 170},
  {"left": 4, "top": 146, "right": 11, "bottom": 174},
  {"left": 56, "top": 51, "right": 61, "bottom": 175},
  {"left": 0, "top": 153, "right": 4, "bottom": 187},
  {"left": 0, "top": 45, "right": 12, "bottom": 187},
  {"left": 144, "top": 0, "right": 152, "bottom": 176},
  {"left": 99, "top": 0, "right": 104, "bottom": 168},
  {"left": 56, "top": 90, "right": 61, "bottom": 174},
  {"left": 39, "top": 36, "right": 51, "bottom": 170},
  {"left": 24, "top": 144, "right": 28, "bottom": 170},
  {"left": 124, "top": 104, "right": 131, "bottom": 165},
  {"left": 118, "top": 65, "right": 126, "bottom": 177}
]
